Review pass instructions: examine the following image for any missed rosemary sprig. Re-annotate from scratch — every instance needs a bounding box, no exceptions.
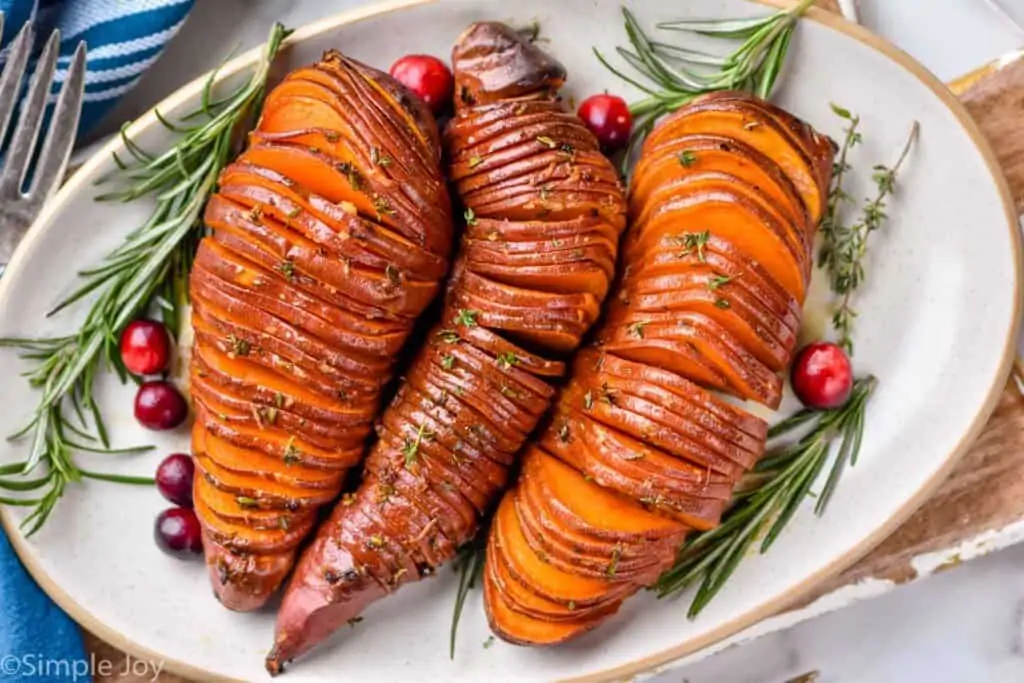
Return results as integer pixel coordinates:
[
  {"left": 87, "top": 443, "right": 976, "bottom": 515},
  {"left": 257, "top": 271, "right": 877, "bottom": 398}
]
[
  {"left": 654, "top": 376, "right": 877, "bottom": 617},
  {"left": 597, "top": 0, "right": 814, "bottom": 164},
  {"left": 0, "top": 24, "right": 291, "bottom": 534},
  {"left": 450, "top": 529, "right": 487, "bottom": 659},
  {"left": 820, "top": 120, "right": 919, "bottom": 353}
]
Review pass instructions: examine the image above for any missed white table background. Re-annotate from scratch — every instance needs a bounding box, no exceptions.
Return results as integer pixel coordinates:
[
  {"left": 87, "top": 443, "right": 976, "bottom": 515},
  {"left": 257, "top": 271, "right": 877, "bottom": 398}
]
[{"left": 96, "top": 1, "right": 1024, "bottom": 681}]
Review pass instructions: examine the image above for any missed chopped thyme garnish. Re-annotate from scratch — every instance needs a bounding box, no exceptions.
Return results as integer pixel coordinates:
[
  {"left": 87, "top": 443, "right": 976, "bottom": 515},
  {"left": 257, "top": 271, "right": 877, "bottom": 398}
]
[
  {"left": 468, "top": 155, "right": 484, "bottom": 168},
  {"left": 337, "top": 162, "right": 364, "bottom": 191},
  {"left": 437, "top": 328, "right": 460, "bottom": 344},
  {"left": 454, "top": 309, "right": 479, "bottom": 327},
  {"left": 370, "top": 146, "right": 392, "bottom": 167},
  {"left": 627, "top": 321, "right": 648, "bottom": 338},
  {"left": 670, "top": 230, "right": 710, "bottom": 262},
  {"left": 283, "top": 437, "right": 301, "bottom": 465},
  {"left": 285, "top": 206, "right": 301, "bottom": 219},
  {"left": 496, "top": 351, "right": 519, "bottom": 370},
  {"left": 707, "top": 272, "right": 739, "bottom": 290},
  {"left": 385, "top": 264, "right": 401, "bottom": 286},
  {"left": 278, "top": 259, "right": 296, "bottom": 282},
  {"left": 536, "top": 135, "right": 557, "bottom": 148},
  {"left": 366, "top": 535, "right": 385, "bottom": 550},
  {"left": 714, "top": 297, "right": 731, "bottom": 309},
  {"left": 464, "top": 207, "right": 477, "bottom": 226},
  {"left": 441, "top": 354, "right": 456, "bottom": 370},
  {"left": 324, "top": 130, "right": 340, "bottom": 142},
  {"left": 557, "top": 421, "right": 571, "bottom": 442},
  {"left": 743, "top": 120, "right": 761, "bottom": 131},
  {"left": 236, "top": 496, "right": 259, "bottom": 509},
  {"left": 583, "top": 390, "right": 594, "bottom": 410},
  {"left": 678, "top": 150, "right": 698, "bottom": 167},
  {"left": 373, "top": 194, "right": 396, "bottom": 218},
  {"left": 402, "top": 423, "right": 433, "bottom": 469},
  {"left": 227, "top": 334, "right": 251, "bottom": 357},
  {"left": 606, "top": 546, "right": 622, "bottom": 577}
]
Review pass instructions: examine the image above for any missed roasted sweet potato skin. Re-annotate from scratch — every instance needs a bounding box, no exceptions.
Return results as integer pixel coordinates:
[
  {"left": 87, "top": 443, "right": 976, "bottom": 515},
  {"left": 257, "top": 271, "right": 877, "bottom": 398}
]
[
  {"left": 267, "top": 22, "right": 626, "bottom": 672},
  {"left": 190, "top": 50, "right": 452, "bottom": 613},
  {"left": 480, "top": 91, "right": 835, "bottom": 644}
]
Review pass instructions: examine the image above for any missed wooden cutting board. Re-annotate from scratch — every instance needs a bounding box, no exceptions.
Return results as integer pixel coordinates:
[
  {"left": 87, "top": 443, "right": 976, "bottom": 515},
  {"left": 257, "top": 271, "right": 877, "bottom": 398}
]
[{"left": 84, "top": 1, "right": 1024, "bottom": 679}]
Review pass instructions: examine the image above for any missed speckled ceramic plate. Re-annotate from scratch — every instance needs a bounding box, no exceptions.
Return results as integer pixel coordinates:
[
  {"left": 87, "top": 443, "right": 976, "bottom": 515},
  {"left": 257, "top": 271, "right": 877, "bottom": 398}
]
[{"left": 0, "top": 1, "right": 1019, "bottom": 681}]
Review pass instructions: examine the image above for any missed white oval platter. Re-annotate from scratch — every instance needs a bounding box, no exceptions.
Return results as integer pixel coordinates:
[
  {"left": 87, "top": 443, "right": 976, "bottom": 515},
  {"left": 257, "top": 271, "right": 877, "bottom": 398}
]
[{"left": 0, "top": 1, "right": 1018, "bottom": 681}]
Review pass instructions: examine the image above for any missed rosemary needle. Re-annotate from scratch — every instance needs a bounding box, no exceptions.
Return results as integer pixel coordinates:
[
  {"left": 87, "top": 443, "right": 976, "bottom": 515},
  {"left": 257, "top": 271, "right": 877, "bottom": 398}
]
[
  {"left": 597, "top": 0, "right": 815, "bottom": 165},
  {"left": 654, "top": 377, "right": 878, "bottom": 616},
  {"left": 450, "top": 530, "right": 487, "bottom": 659},
  {"left": 0, "top": 24, "right": 291, "bottom": 535}
]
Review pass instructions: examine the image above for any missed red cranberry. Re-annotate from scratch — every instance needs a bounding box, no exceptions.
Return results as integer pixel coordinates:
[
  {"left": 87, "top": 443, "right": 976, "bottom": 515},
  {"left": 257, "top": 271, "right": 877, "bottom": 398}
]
[
  {"left": 577, "top": 94, "right": 632, "bottom": 151},
  {"left": 154, "top": 507, "right": 203, "bottom": 559},
  {"left": 156, "top": 453, "right": 195, "bottom": 507},
  {"left": 389, "top": 54, "right": 453, "bottom": 114},
  {"left": 120, "top": 320, "right": 171, "bottom": 376},
  {"left": 791, "top": 342, "right": 853, "bottom": 410},
  {"left": 134, "top": 381, "right": 188, "bottom": 430}
]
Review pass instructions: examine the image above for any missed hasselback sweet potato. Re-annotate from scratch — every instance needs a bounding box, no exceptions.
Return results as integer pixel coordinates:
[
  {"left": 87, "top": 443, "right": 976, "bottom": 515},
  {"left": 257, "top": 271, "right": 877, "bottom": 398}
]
[
  {"left": 482, "top": 92, "right": 835, "bottom": 643},
  {"left": 190, "top": 50, "right": 452, "bottom": 612},
  {"left": 267, "top": 23, "right": 626, "bottom": 672}
]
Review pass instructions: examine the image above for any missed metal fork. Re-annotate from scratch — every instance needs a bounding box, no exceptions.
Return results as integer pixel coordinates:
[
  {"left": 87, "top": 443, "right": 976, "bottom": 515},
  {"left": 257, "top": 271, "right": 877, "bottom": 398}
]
[{"left": 0, "top": 14, "right": 86, "bottom": 274}]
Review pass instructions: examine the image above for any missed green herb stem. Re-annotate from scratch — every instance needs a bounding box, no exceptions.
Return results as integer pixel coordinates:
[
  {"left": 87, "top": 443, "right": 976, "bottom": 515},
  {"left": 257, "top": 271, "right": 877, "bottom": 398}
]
[
  {"left": 0, "top": 24, "right": 291, "bottom": 534},
  {"left": 654, "top": 376, "right": 878, "bottom": 616},
  {"left": 450, "top": 530, "right": 487, "bottom": 659},
  {"left": 821, "top": 119, "right": 919, "bottom": 353},
  {"left": 598, "top": 0, "right": 814, "bottom": 167}
]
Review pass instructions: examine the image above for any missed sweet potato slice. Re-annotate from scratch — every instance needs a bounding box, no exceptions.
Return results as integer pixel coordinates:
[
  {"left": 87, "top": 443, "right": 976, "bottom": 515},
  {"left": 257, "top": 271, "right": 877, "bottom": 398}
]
[
  {"left": 194, "top": 475, "right": 314, "bottom": 531},
  {"left": 513, "top": 487, "right": 666, "bottom": 582},
  {"left": 190, "top": 374, "right": 364, "bottom": 452},
  {"left": 484, "top": 554, "right": 615, "bottom": 646},
  {"left": 625, "top": 187, "right": 806, "bottom": 302},
  {"left": 556, "top": 379, "right": 751, "bottom": 484},
  {"left": 645, "top": 96, "right": 827, "bottom": 223},
  {"left": 204, "top": 541, "right": 296, "bottom": 612},
  {"left": 540, "top": 416, "right": 727, "bottom": 530},
  {"left": 632, "top": 132, "right": 809, "bottom": 232},
  {"left": 617, "top": 268, "right": 794, "bottom": 370},
  {"left": 487, "top": 522, "right": 626, "bottom": 622},
  {"left": 633, "top": 172, "right": 809, "bottom": 275},
  {"left": 195, "top": 491, "right": 317, "bottom": 555},
  {"left": 579, "top": 349, "right": 766, "bottom": 441},
  {"left": 493, "top": 495, "right": 621, "bottom": 606},
  {"left": 517, "top": 455, "right": 683, "bottom": 568},
  {"left": 217, "top": 162, "right": 448, "bottom": 278},
  {"left": 197, "top": 416, "right": 348, "bottom": 490}
]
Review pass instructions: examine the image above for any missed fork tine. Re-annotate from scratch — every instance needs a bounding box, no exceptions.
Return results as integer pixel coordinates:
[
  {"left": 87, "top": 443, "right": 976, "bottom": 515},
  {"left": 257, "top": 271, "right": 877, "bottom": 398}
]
[
  {"left": 27, "top": 40, "right": 86, "bottom": 205},
  {"left": 0, "top": 20, "right": 34, "bottom": 145},
  {"left": 0, "top": 28, "right": 62, "bottom": 199}
]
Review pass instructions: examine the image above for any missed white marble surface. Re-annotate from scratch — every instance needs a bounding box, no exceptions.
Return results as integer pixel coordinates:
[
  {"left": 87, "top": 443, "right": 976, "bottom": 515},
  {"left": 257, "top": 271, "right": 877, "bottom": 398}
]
[{"left": 100, "top": 1, "right": 1024, "bottom": 681}]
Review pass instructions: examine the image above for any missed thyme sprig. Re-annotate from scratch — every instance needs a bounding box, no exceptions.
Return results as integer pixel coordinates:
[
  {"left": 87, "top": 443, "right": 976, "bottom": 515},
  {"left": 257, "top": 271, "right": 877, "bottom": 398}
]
[
  {"left": 820, "top": 118, "right": 919, "bottom": 353},
  {"left": 0, "top": 24, "right": 291, "bottom": 534},
  {"left": 655, "top": 376, "right": 878, "bottom": 616},
  {"left": 597, "top": 0, "right": 814, "bottom": 164}
]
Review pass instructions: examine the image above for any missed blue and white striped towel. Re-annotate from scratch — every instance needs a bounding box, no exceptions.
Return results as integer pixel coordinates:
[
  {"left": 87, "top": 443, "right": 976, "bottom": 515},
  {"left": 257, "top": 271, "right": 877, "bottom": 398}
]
[
  {"left": 0, "top": 4, "right": 194, "bottom": 679},
  {"left": 0, "top": 0, "right": 196, "bottom": 135}
]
